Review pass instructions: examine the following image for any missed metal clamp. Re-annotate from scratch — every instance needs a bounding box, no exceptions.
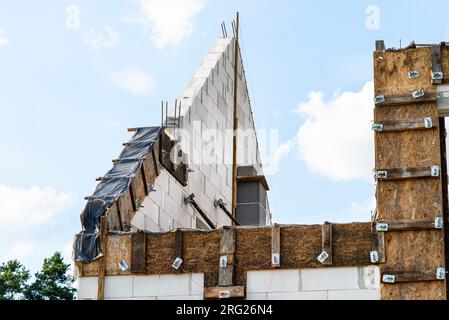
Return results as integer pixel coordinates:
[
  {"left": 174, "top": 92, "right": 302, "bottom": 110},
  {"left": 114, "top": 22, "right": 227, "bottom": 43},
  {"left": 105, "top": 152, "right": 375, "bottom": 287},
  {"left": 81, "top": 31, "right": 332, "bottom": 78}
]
[
  {"left": 214, "top": 198, "right": 225, "bottom": 208},
  {"left": 374, "top": 170, "right": 388, "bottom": 180},
  {"left": 370, "top": 251, "right": 379, "bottom": 263},
  {"left": 436, "top": 268, "right": 446, "bottom": 280},
  {"left": 374, "top": 95, "right": 385, "bottom": 104},
  {"left": 424, "top": 117, "right": 433, "bottom": 128},
  {"left": 219, "top": 255, "right": 228, "bottom": 268},
  {"left": 118, "top": 260, "right": 129, "bottom": 271},
  {"left": 376, "top": 222, "right": 389, "bottom": 232},
  {"left": 172, "top": 257, "right": 183, "bottom": 269},
  {"left": 371, "top": 123, "right": 383, "bottom": 132},
  {"left": 183, "top": 195, "right": 193, "bottom": 205},
  {"left": 317, "top": 251, "right": 329, "bottom": 264},
  {"left": 272, "top": 253, "right": 280, "bottom": 266},
  {"left": 431, "top": 165, "right": 440, "bottom": 177},
  {"left": 408, "top": 70, "right": 420, "bottom": 79},
  {"left": 412, "top": 88, "right": 425, "bottom": 99},
  {"left": 432, "top": 71, "right": 444, "bottom": 81},
  {"left": 219, "top": 290, "right": 231, "bottom": 299},
  {"left": 435, "top": 217, "right": 444, "bottom": 229},
  {"left": 382, "top": 274, "right": 396, "bottom": 283}
]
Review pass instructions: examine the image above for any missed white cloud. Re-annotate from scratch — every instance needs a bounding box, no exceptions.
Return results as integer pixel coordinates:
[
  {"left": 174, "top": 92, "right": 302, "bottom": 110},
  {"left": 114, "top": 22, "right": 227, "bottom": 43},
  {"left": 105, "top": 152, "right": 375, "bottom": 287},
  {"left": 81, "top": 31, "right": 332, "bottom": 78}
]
[
  {"left": 0, "top": 184, "right": 72, "bottom": 226},
  {"left": 111, "top": 66, "right": 155, "bottom": 95},
  {"left": 295, "top": 81, "right": 374, "bottom": 182},
  {"left": 2, "top": 242, "right": 34, "bottom": 262},
  {"left": 130, "top": 0, "right": 204, "bottom": 48},
  {"left": 84, "top": 26, "right": 120, "bottom": 50},
  {"left": 0, "top": 27, "right": 9, "bottom": 46},
  {"left": 263, "top": 139, "right": 294, "bottom": 176}
]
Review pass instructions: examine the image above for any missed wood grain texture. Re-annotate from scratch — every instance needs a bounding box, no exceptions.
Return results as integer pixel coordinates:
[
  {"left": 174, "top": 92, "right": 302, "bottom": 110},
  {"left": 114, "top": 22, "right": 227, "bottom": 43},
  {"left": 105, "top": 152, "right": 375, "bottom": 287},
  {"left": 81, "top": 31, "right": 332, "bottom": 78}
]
[
  {"left": 374, "top": 47, "right": 446, "bottom": 300},
  {"left": 271, "top": 224, "right": 281, "bottom": 268},
  {"left": 78, "top": 223, "right": 373, "bottom": 288},
  {"left": 378, "top": 218, "right": 439, "bottom": 231},
  {"left": 203, "top": 286, "right": 245, "bottom": 299},
  {"left": 321, "top": 222, "right": 332, "bottom": 265},
  {"left": 373, "top": 47, "right": 435, "bottom": 96},
  {"left": 374, "top": 117, "right": 435, "bottom": 132},
  {"left": 131, "top": 231, "right": 146, "bottom": 273},
  {"left": 218, "top": 227, "right": 235, "bottom": 286}
]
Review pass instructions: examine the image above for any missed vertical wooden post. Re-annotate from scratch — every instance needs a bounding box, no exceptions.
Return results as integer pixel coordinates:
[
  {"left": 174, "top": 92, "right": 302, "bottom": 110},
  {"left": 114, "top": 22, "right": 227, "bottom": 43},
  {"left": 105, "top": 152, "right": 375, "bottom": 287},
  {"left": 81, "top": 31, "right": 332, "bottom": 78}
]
[
  {"left": 131, "top": 231, "right": 146, "bottom": 273},
  {"left": 173, "top": 229, "right": 183, "bottom": 273},
  {"left": 231, "top": 12, "right": 240, "bottom": 223},
  {"left": 97, "top": 215, "right": 107, "bottom": 300},
  {"left": 218, "top": 227, "right": 235, "bottom": 287},
  {"left": 321, "top": 222, "right": 333, "bottom": 265},
  {"left": 438, "top": 117, "right": 449, "bottom": 297},
  {"left": 271, "top": 224, "right": 281, "bottom": 268}
]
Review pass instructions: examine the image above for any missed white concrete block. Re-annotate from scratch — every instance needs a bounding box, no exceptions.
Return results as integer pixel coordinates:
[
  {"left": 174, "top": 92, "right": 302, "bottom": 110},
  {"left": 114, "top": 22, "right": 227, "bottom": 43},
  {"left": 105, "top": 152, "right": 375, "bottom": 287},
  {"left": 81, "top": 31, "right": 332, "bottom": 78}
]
[
  {"left": 247, "top": 270, "right": 300, "bottom": 293},
  {"left": 76, "top": 276, "right": 98, "bottom": 300},
  {"left": 267, "top": 291, "right": 328, "bottom": 300},
  {"left": 328, "top": 289, "right": 380, "bottom": 300},
  {"left": 191, "top": 273, "right": 205, "bottom": 295},
  {"left": 133, "top": 274, "right": 195, "bottom": 297},
  {"left": 105, "top": 275, "right": 133, "bottom": 298},
  {"left": 301, "top": 267, "right": 360, "bottom": 291},
  {"left": 246, "top": 293, "right": 268, "bottom": 300}
]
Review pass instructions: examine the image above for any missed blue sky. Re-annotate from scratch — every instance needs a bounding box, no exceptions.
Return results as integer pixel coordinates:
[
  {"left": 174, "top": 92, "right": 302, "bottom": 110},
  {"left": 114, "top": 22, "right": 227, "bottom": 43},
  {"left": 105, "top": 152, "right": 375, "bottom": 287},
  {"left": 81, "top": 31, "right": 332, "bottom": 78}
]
[{"left": 1, "top": 0, "right": 449, "bottom": 273}]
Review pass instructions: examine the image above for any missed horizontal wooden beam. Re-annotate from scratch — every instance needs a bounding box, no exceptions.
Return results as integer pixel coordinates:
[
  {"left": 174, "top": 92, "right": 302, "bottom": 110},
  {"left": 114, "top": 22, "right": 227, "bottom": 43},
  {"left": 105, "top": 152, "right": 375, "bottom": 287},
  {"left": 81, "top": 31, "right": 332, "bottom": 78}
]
[
  {"left": 376, "top": 218, "right": 443, "bottom": 232},
  {"left": 372, "top": 117, "right": 435, "bottom": 132},
  {"left": 382, "top": 269, "right": 445, "bottom": 283},
  {"left": 375, "top": 92, "right": 436, "bottom": 107},
  {"left": 204, "top": 286, "right": 245, "bottom": 299},
  {"left": 374, "top": 166, "right": 440, "bottom": 181}
]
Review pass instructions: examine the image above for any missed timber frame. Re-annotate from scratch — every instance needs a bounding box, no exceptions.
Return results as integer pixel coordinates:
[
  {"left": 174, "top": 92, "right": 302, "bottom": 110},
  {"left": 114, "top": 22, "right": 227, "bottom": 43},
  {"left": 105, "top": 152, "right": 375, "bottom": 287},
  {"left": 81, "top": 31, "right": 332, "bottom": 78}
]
[{"left": 76, "top": 222, "right": 377, "bottom": 299}]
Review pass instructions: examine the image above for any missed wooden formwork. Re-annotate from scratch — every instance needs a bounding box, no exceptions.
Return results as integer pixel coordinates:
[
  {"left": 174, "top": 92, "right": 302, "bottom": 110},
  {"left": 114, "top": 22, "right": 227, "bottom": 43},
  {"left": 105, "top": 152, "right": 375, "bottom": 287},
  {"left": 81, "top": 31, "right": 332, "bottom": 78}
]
[
  {"left": 76, "top": 222, "right": 374, "bottom": 299},
  {"left": 373, "top": 42, "right": 448, "bottom": 300}
]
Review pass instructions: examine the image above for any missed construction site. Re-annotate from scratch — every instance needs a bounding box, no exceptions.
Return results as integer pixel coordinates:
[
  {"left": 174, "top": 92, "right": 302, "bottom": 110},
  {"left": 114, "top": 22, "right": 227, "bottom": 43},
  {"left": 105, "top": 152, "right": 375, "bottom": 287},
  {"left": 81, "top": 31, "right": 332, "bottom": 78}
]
[{"left": 71, "top": 15, "right": 449, "bottom": 300}]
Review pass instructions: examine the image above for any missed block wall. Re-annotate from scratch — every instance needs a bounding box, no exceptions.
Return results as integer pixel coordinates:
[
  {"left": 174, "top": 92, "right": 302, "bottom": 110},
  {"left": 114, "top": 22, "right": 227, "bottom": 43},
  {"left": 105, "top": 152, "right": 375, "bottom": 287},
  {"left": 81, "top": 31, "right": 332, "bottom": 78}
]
[
  {"left": 77, "top": 267, "right": 380, "bottom": 300},
  {"left": 246, "top": 266, "right": 380, "bottom": 300},
  {"left": 131, "top": 37, "right": 267, "bottom": 232}
]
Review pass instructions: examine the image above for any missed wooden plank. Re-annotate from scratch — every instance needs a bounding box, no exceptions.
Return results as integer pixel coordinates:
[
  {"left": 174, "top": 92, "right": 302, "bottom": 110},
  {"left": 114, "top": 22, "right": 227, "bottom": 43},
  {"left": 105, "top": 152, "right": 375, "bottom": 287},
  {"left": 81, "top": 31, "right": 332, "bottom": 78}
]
[
  {"left": 375, "top": 166, "right": 439, "bottom": 181},
  {"left": 140, "top": 163, "right": 149, "bottom": 195},
  {"left": 173, "top": 229, "right": 183, "bottom": 273},
  {"left": 375, "top": 40, "right": 385, "bottom": 51},
  {"left": 381, "top": 271, "right": 441, "bottom": 283},
  {"left": 431, "top": 45, "right": 443, "bottom": 85},
  {"left": 204, "top": 286, "right": 245, "bottom": 299},
  {"left": 438, "top": 117, "right": 449, "bottom": 298},
  {"left": 271, "top": 224, "right": 281, "bottom": 268},
  {"left": 373, "top": 47, "right": 435, "bottom": 97},
  {"left": 377, "top": 218, "right": 440, "bottom": 232},
  {"left": 131, "top": 231, "right": 146, "bottom": 273},
  {"left": 376, "top": 92, "right": 436, "bottom": 107},
  {"left": 321, "top": 222, "right": 332, "bottom": 265},
  {"left": 97, "top": 215, "right": 107, "bottom": 300},
  {"left": 373, "top": 118, "right": 435, "bottom": 132},
  {"left": 79, "top": 223, "right": 374, "bottom": 286},
  {"left": 374, "top": 47, "right": 446, "bottom": 300},
  {"left": 218, "top": 227, "right": 235, "bottom": 287}
]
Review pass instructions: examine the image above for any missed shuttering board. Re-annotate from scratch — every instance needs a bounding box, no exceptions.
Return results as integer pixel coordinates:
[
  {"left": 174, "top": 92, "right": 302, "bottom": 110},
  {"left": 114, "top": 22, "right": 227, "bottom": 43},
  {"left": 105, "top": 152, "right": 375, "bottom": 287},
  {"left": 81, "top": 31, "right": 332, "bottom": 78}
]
[
  {"left": 77, "top": 223, "right": 373, "bottom": 288},
  {"left": 373, "top": 46, "right": 447, "bottom": 300}
]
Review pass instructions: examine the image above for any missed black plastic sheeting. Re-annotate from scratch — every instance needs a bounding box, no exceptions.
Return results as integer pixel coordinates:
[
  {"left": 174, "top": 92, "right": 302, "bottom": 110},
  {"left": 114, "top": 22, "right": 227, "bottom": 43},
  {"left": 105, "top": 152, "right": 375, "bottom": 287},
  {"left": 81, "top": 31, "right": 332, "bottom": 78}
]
[{"left": 73, "top": 126, "right": 162, "bottom": 262}]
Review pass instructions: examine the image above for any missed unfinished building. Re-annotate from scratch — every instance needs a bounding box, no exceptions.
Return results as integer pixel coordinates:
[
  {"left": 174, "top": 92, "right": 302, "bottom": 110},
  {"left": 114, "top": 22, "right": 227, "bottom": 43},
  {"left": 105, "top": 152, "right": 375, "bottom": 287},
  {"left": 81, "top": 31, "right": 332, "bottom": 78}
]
[{"left": 72, "top": 25, "right": 449, "bottom": 299}]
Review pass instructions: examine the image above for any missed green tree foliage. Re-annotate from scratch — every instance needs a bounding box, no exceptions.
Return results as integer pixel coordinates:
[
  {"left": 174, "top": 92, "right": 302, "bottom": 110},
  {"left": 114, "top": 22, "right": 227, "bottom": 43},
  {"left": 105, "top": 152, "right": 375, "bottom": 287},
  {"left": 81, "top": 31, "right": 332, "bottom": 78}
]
[
  {"left": 25, "top": 252, "right": 75, "bottom": 300},
  {"left": 0, "top": 260, "right": 31, "bottom": 300}
]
